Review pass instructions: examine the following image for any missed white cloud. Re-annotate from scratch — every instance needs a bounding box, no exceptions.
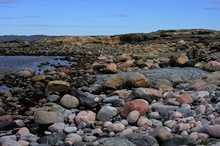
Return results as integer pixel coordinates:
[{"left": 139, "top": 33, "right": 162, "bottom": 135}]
[
  {"left": 0, "top": 0, "right": 22, "bottom": 4},
  {"left": 206, "top": 0, "right": 220, "bottom": 11},
  {"left": 211, "top": 0, "right": 220, "bottom": 3},
  {"left": 205, "top": 7, "right": 220, "bottom": 11}
]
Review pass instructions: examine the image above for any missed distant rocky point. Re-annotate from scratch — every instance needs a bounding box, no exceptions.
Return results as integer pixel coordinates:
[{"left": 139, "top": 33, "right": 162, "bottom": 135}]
[
  {"left": 0, "top": 35, "right": 55, "bottom": 42},
  {"left": 33, "top": 29, "right": 220, "bottom": 46},
  {"left": 1, "top": 29, "right": 220, "bottom": 45}
]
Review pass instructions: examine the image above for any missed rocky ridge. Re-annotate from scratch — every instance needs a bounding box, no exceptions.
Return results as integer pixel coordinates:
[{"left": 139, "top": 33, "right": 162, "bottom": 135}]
[{"left": 1, "top": 29, "right": 220, "bottom": 145}]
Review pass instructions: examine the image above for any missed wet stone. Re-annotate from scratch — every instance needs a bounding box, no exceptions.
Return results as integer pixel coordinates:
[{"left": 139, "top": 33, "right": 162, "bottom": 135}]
[
  {"left": 66, "top": 133, "right": 82, "bottom": 142},
  {"left": 45, "top": 80, "right": 70, "bottom": 94},
  {"left": 19, "top": 134, "right": 39, "bottom": 142},
  {"left": 38, "top": 133, "right": 66, "bottom": 145},
  {"left": 71, "top": 90, "right": 96, "bottom": 109},
  {"left": 152, "top": 79, "right": 173, "bottom": 89},
  {"left": 0, "top": 107, "right": 5, "bottom": 116},
  {"left": 133, "top": 88, "right": 161, "bottom": 102},
  {"left": 108, "top": 90, "right": 132, "bottom": 99},
  {"left": 150, "top": 126, "right": 173, "bottom": 143},
  {"left": 151, "top": 104, "right": 179, "bottom": 117},
  {"left": 123, "top": 133, "right": 159, "bottom": 146},
  {"left": 0, "top": 121, "right": 17, "bottom": 131},
  {"left": 47, "top": 94, "right": 60, "bottom": 102},
  {"left": 176, "top": 108, "right": 195, "bottom": 118},
  {"left": 103, "top": 96, "right": 125, "bottom": 107},
  {"left": 26, "top": 123, "right": 39, "bottom": 134},
  {"left": 100, "top": 137, "right": 136, "bottom": 146},
  {"left": 48, "top": 122, "right": 66, "bottom": 133},
  {"left": 161, "top": 137, "right": 197, "bottom": 146},
  {"left": 103, "top": 74, "right": 126, "bottom": 90},
  {"left": 207, "top": 125, "right": 220, "bottom": 138},
  {"left": 97, "top": 106, "right": 118, "bottom": 122},
  {"left": 137, "top": 116, "right": 152, "bottom": 128},
  {"left": 16, "top": 70, "right": 33, "bottom": 78},
  {"left": 1, "top": 139, "right": 22, "bottom": 146}
]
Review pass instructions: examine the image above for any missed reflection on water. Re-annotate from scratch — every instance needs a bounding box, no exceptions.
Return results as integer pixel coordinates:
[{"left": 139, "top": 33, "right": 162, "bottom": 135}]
[{"left": 0, "top": 85, "right": 11, "bottom": 92}]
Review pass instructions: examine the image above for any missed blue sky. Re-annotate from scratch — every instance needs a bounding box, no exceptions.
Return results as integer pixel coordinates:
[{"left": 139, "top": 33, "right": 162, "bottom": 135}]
[{"left": 0, "top": 0, "right": 220, "bottom": 36}]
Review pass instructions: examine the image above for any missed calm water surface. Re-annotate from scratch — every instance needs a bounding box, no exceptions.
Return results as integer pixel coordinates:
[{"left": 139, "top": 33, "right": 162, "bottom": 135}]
[{"left": 0, "top": 56, "right": 76, "bottom": 91}]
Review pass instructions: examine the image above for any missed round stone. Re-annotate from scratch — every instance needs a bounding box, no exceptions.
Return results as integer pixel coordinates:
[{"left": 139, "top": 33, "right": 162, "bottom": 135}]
[
  {"left": 127, "top": 110, "right": 140, "bottom": 124},
  {"left": 176, "top": 94, "right": 193, "bottom": 104},
  {"left": 34, "top": 111, "right": 64, "bottom": 124},
  {"left": 127, "top": 73, "right": 150, "bottom": 87},
  {"left": 75, "top": 111, "right": 96, "bottom": 125},
  {"left": 137, "top": 116, "right": 152, "bottom": 128},
  {"left": 103, "top": 121, "right": 113, "bottom": 127},
  {"left": 66, "top": 133, "right": 82, "bottom": 142},
  {"left": 208, "top": 125, "right": 220, "bottom": 138},
  {"left": 121, "top": 99, "right": 149, "bottom": 118},
  {"left": 64, "top": 127, "right": 77, "bottom": 133},
  {"left": 108, "top": 123, "right": 125, "bottom": 132},
  {"left": 60, "top": 94, "right": 79, "bottom": 109},
  {"left": 97, "top": 106, "right": 118, "bottom": 122}
]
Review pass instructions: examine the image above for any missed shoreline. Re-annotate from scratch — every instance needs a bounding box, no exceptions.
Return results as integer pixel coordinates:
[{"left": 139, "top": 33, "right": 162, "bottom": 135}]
[{"left": 0, "top": 29, "right": 220, "bottom": 145}]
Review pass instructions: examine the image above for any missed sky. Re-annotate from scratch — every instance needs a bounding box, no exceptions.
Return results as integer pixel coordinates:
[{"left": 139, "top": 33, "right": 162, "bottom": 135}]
[{"left": 0, "top": 0, "right": 220, "bottom": 36}]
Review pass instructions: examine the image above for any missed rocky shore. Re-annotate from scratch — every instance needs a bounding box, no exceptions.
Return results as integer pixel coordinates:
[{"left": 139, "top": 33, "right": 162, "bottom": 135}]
[{"left": 1, "top": 29, "right": 220, "bottom": 146}]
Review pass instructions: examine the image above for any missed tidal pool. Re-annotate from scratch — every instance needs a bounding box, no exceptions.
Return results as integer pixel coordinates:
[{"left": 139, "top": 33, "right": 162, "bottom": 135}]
[{"left": 0, "top": 56, "right": 76, "bottom": 91}]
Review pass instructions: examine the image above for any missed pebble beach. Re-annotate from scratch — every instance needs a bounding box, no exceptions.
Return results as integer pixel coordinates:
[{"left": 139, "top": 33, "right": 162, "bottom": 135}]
[{"left": 0, "top": 29, "right": 220, "bottom": 146}]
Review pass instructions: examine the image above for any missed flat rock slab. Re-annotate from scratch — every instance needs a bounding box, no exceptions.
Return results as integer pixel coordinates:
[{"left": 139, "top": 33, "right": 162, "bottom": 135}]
[
  {"left": 139, "top": 67, "right": 209, "bottom": 82},
  {"left": 90, "top": 67, "right": 210, "bottom": 92}
]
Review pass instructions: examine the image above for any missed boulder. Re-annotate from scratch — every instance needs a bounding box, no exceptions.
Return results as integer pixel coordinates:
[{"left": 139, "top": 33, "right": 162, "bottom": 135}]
[
  {"left": 104, "top": 74, "right": 126, "bottom": 89},
  {"left": 137, "top": 116, "right": 152, "bottom": 128},
  {"left": 16, "top": 71, "right": 33, "bottom": 78},
  {"left": 97, "top": 106, "right": 118, "bottom": 122},
  {"left": 45, "top": 80, "right": 70, "bottom": 94},
  {"left": 38, "top": 133, "right": 66, "bottom": 145},
  {"left": 127, "top": 73, "right": 150, "bottom": 87},
  {"left": 190, "top": 80, "right": 207, "bottom": 90},
  {"left": 176, "top": 93, "right": 193, "bottom": 104},
  {"left": 207, "top": 125, "right": 220, "bottom": 138},
  {"left": 117, "top": 59, "right": 134, "bottom": 70},
  {"left": 115, "top": 54, "right": 132, "bottom": 62},
  {"left": 106, "top": 63, "right": 117, "bottom": 73},
  {"left": 150, "top": 126, "right": 173, "bottom": 143},
  {"left": 123, "top": 133, "right": 159, "bottom": 146},
  {"left": 121, "top": 99, "right": 149, "bottom": 118},
  {"left": 203, "top": 61, "right": 220, "bottom": 71},
  {"left": 127, "top": 110, "right": 140, "bottom": 124},
  {"left": 34, "top": 111, "right": 64, "bottom": 124},
  {"left": 133, "top": 88, "right": 162, "bottom": 102},
  {"left": 75, "top": 111, "right": 96, "bottom": 124},
  {"left": 109, "top": 90, "right": 132, "bottom": 99},
  {"left": 107, "top": 123, "right": 125, "bottom": 132},
  {"left": 161, "top": 138, "right": 197, "bottom": 146},
  {"left": 100, "top": 138, "right": 135, "bottom": 146},
  {"left": 71, "top": 90, "right": 96, "bottom": 109},
  {"left": 60, "top": 94, "right": 79, "bottom": 109}
]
